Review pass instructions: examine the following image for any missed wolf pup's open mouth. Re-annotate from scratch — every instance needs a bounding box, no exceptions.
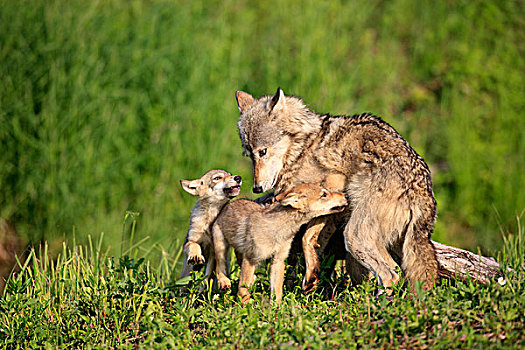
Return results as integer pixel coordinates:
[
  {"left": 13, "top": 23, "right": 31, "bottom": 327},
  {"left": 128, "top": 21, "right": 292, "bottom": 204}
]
[
  {"left": 330, "top": 205, "right": 346, "bottom": 212},
  {"left": 223, "top": 185, "right": 241, "bottom": 198}
]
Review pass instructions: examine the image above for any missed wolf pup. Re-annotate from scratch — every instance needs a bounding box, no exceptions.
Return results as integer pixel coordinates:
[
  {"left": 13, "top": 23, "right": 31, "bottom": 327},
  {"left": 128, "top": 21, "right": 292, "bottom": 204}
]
[
  {"left": 212, "top": 182, "right": 348, "bottom": 304},
  {"left": 236, "top": 87, "right": 439, "bottom": 293},
  {"left": 179, "top": 169, "right": 242, "bottom": 282}
]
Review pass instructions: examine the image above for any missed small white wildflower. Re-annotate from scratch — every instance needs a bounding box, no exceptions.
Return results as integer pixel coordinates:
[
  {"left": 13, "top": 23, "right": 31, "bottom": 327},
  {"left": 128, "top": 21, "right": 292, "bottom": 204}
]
[{"left": 497, "top": 277, "right": 506, "bottom": 286}]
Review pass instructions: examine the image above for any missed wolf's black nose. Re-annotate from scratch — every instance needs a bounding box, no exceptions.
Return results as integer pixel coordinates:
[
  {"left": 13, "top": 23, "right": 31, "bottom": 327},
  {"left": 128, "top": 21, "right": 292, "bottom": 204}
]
[
  {"left": 253, "top": 185, "right": 263, "bottom": 193},
  {"left": 234, "top": 175, "right": 242, "bottom": 183}
]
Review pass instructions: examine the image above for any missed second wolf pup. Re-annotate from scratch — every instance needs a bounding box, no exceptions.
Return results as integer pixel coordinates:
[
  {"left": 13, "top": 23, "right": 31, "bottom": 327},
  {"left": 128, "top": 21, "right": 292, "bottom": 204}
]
[
  {"left": 212, "top": 183, "right": 348, "bottom": 304},
  {"left": 180, "top": 169, "right": 242, "bottom": 282}
]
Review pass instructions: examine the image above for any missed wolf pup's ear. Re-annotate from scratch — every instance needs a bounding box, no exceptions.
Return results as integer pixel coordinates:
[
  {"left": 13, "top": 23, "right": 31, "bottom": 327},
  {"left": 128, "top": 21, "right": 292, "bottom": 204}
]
[
  {"left": 236, "top": 91, "right": 255, "bottom": 113},
  {"left": 269, "top": 87, "right": 286, "bottom": 114},
  {"left": 279, "top": 192, "right": 305, "bottom": 210},
  {"left": 274, "top": 189, "right": 291, "bottom": 202},
  {"left": 180, "top": 179, "right": 200, "bottom": 196}
]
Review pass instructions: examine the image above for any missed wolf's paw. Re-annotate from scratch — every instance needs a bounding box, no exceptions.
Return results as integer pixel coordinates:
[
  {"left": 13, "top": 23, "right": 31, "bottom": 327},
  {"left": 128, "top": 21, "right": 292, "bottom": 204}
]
[
  {"left": 302, "top": 268, "right": 320, "bottom": 294},
  {"left": 239, "top": 292, "right": 251, "bottom": 304},
  {"left": 302, "top": 278, "right": 319, "bottom": 295},
  {"left": 217, "top": 276, "right": 231, "bottom": 291},
  {"left": 187, "top": 254, "right": 205, "bottom": 265}
]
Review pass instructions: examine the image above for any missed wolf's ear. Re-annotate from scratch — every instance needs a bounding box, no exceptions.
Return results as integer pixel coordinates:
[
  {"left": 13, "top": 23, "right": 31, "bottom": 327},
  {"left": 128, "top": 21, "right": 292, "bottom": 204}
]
[
  {"left": 180, "top": 179, "right": 200, "bottom": 196},
  {"left": 236, "top": 91, "right": 255, "bottom": 113},
  {"left": 269, "top": 87, "right": 286, "bottom": 113},
  {"left": 279, "top": 192, "right": 305, "bottom": 210}
]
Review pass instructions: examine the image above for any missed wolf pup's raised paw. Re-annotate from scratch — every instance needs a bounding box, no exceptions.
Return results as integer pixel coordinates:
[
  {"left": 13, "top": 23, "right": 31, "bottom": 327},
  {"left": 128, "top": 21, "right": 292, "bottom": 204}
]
[{"left": 187, "top": 254, "right": 205, "bottom": 266}]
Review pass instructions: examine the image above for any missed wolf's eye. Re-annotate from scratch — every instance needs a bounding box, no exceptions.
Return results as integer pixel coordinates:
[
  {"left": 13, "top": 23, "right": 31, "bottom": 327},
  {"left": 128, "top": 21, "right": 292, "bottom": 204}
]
[
  {"left": 258, "top": 149, "right": 267, "bottom": 157},
  {"left": 321, "top": 191, "right": 328, "bottom": 198},
  {"left": 213, "top": 176, "right": 222, "bottom": 181}
]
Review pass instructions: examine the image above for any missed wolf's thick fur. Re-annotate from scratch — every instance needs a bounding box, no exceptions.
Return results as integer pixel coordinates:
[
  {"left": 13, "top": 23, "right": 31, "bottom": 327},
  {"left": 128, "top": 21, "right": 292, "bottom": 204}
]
[
  {"left": 179, "top": 169, "right": 242, "bottom": 282},
  {"left": 236, "top": 88, "right": 439, "bottom": 292},
  {"left": 212, "top": 183, "right": 348, "bottom": 304}
]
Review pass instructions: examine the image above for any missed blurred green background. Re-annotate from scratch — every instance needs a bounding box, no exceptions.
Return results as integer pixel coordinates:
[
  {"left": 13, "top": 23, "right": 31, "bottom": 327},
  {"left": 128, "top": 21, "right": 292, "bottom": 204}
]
[{"left": 1, "top": 0, "right": 523, "bottom": 263}]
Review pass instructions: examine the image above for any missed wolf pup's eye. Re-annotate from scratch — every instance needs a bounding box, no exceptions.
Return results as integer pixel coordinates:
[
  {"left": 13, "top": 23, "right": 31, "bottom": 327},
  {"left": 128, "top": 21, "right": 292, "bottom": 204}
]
[{"left": 258, "top": 149, "right": 267, "bottom": 157}]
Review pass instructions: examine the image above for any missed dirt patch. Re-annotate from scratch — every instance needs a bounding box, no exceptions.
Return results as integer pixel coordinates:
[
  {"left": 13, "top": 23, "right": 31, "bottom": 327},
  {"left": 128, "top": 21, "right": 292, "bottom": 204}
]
[{"left": 0, "top": 219, "right": 24, "bottom": 292}]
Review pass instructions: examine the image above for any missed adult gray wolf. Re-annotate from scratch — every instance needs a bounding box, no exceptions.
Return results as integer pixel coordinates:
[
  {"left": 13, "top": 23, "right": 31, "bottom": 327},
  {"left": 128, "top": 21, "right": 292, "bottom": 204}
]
[
  {"left": 236, "top": 88, "right": 439, "bottom": 293},
  {"left": 212, "top": 182, "right": 348, "bottom": 304},
  {"left": 179, "top": 169, "right": 242, "bottom": 282}
]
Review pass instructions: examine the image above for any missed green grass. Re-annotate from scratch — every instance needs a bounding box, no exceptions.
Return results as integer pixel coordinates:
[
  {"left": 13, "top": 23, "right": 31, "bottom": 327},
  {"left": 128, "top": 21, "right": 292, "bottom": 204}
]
[
  {"left": 1, "top": 218, "right": 523, "bottom": 349},
  {"left": 0, "top": 2, "right": 523, "bottom": 346},
  {"left": 0, "top": 0, "right": 524, "bottom": 255}
]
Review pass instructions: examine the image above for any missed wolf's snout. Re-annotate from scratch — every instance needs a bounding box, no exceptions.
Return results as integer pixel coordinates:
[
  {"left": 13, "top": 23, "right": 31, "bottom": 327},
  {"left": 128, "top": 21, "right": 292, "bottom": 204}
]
[
  {"left": 234, "top": 175, "right": 242, "bottom": 183},
  {"left": 253, "top": 185, "right": 263, "bottom": 193}
]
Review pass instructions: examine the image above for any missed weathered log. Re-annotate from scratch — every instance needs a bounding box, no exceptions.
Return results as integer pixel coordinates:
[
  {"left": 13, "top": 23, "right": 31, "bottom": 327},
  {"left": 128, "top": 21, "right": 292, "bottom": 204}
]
[{"left": 432, "top": 240, "right": 507, "bottom": 284}]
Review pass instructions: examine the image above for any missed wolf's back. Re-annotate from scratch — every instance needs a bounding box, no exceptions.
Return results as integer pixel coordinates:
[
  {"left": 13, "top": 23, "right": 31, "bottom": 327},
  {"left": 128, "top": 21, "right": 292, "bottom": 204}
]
[{"left": 310, "top": 113, "right": 439, "bottom": 286}]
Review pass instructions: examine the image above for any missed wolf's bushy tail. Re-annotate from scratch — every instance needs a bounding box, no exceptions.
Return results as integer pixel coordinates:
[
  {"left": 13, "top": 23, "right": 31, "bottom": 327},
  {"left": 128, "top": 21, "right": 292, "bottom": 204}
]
[{"left": 402, "top": 214, "right": 439, "bottom": 290}]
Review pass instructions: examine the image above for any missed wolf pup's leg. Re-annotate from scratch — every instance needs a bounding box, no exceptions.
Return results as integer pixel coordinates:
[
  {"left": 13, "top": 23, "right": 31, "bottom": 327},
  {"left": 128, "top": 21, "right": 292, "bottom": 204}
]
[
  {"left": 180, "top": 258, "right": 195, "bottom": 279},
  {"left": 302, "top": 216, "right": 334, "bottom": 293},
  {"left": 301, "top": 217, "right": 327, "bottom": 293},
  {"left": 212, "top": 223, "right": 231, "bottom": 290},
  {"left": 234, "top": 250, "right": 243, "bottom": 268},
  {"left": 270, "top": 241, "right": 293, "bottom": 304},
  {"left": 238, "top": 259, "right": 257, "bottom": 304},
  {"left": 199, "top": 253, "right": 216, "bottom": 291}
]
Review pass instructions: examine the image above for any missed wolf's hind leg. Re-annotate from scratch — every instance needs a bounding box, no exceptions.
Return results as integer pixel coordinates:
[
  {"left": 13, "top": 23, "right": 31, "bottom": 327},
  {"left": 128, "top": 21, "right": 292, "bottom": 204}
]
[
  {"left": 402, "top": 214, "right": 439, "bottom": 291},
  {"left": 345, "top": 253, "right": 373, "bottom": 285},
  {"left": 343, "top": 206, "right": 400, "bottom": 293}
]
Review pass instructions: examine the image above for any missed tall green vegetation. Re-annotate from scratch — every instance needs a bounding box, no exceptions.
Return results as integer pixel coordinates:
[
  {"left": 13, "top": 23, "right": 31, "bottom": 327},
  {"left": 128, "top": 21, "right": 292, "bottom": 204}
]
[{"left": 1, "top": 0, "right": 523, "bottom": 253}]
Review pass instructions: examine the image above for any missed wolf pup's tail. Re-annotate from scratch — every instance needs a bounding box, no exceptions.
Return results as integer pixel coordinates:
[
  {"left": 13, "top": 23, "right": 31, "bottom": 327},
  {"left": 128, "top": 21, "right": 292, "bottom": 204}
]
[{"left": 402, "top": 213, "right": 439, "bottom": 290}]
